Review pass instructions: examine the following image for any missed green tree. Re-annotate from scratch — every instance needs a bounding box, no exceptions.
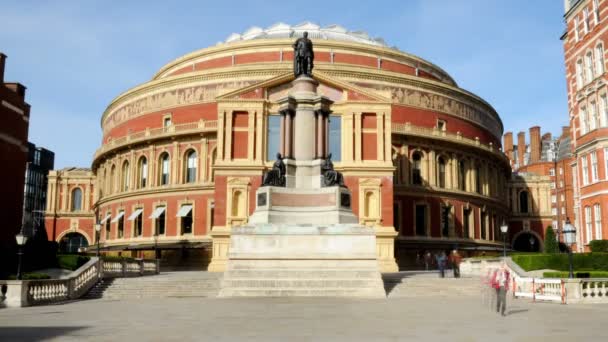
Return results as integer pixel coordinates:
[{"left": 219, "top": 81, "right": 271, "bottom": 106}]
[{"left": 544, "top": 226, "right": 558, "bottom": 254}]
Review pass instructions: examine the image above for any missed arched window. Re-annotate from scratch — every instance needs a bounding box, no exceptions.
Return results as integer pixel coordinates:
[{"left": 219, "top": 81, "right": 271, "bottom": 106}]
[
  {"left": 458, "top": 160, "right": 466, "bottom": 191},
  {"left": 121, "top": 161, "right": 130, "bottom": 192},
  {"left": 71, "top": 188, "right": 82, "bottom": 211},
  {"left": 596, "top": 43, "right": 604, "bottom": 76},
  {"left": 185, "top": 150, "right": 197, "bottom": 183},
  {"left": 519, "top": 191, "right": 529, "bottom": 213},
  {"left": 412, "top": 152, "right": 422, "bottom": 185},
  {"left": 437, "top": 157, "right": 446, "bottom": 188},
  {"left": 585, "top": 51, "right": 594, "bottom": 82},
  {"left": 159, "top": 153, "right": 170, "bottom": 185},
  {"left": 137, "top": 157, "right": 147, "bottom": 188}
]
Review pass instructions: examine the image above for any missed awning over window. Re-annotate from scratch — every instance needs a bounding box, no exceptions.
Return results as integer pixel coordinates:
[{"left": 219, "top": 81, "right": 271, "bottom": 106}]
[
  {"left": 176, "top": 205, "right": 193, "bottom": 217},
  {"left": 100, "top": 213, "right": 112, "bottom": 224},
  {"left": 110, "top": 211, "right": 125, "bottom": 223},
  {"left": 127, "top": 208, "right": 144, "bottom": 221},
  {"left": 149, "top": 206, "right": 166, "bottom": 219}
]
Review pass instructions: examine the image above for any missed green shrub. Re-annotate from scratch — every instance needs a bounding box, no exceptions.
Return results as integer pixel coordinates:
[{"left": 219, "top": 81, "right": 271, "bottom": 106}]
[
  {"left": 511, "top": 253, "right": 608, "bottom": 272},
  {"left": 543, "top": 271, "right": 608, "bottom": 278},
  {"left": 8, "top": 272, "right": 52, "bottom": 280},
  {"left": 589, "top": 240, "right": 608, "bottom": 253},
  {"left": 57, "top": 254, "right": 90, "bottom": 271},
  {"left": 544, "top": 227, "right": 558, "bottom": 254}
]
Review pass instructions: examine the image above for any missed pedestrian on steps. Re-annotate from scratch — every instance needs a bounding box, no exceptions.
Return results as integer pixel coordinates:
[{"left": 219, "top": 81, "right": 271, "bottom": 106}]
[
  {"left": 436, "top": 252, "right": 447, "bottom": 278},
  {"left": 449, "top": 250, "right": 462, "bottom": 278}
]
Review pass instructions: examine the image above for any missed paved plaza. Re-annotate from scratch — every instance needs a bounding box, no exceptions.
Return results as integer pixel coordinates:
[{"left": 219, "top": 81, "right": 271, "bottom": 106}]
[{"left": 1, "top": 295, "right": 607, "bottom": 341}]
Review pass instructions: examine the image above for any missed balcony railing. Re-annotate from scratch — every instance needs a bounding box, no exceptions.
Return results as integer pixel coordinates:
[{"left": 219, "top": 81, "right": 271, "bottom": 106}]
[{"left": 94, "top": 120, "right": 218, "bottom": 161}]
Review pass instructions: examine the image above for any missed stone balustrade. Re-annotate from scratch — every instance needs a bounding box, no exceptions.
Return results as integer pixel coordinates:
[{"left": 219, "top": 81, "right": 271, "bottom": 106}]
[
  {"left": 0, "top": 258, "right": 160, "bottom": 308},
  {"left": 460, "top": 257, "right": 608, "bottom": 304},
  {"left": 93, "top": 120, "right": 217, "bottom": 162}
]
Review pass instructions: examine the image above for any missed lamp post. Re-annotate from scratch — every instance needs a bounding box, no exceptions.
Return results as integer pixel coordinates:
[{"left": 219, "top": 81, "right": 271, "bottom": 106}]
[
  {"left": 500, "top": 221, "right": 509, "bottom": 258},
  {"left": 15, "top": 232, "right": 28, "bottom": 280},
  {"left": 563, "top": 218, "right": 577, "bottom": 279},
  {"left": 94, "top": 223, "right": 101, "bottom": 257}
]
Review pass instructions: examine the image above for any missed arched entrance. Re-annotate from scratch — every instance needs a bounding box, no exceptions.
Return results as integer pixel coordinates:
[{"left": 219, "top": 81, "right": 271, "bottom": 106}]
[
  {"left": 512, "top": 232, "right": 541, "bottom": 252},
  {"left": 59, "top": 232, "right": 89, "bottom": 254}
]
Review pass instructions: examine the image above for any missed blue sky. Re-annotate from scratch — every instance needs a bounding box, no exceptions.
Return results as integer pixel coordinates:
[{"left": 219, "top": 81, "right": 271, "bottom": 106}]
[{"left": 1, "top": 0, "right": 567, "bottom": 168}]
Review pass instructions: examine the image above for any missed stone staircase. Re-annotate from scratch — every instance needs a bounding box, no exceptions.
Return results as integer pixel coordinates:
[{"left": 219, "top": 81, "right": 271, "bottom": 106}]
[
  {"left": 218, "top": 260, "right": 386, "bottom": 298},
  {"left": 82, "top": 270, "right": 482, "bottom": 300},
  {"left": 384, "top": 271, "right": 482, "bottom": 298},
  {"left": 83, "top": 271, "right": 222, "bottom": 300}
]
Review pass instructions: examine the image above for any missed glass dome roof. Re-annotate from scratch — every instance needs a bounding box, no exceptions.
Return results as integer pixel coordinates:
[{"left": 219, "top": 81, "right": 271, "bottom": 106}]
[{"left": 222, "top": 22, "right": 393, "bottom": 49}]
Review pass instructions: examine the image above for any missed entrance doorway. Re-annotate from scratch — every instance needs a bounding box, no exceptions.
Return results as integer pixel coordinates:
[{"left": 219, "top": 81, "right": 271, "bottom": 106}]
[{"left": 512, "top": 232, "right": 541, "bottom": 252}]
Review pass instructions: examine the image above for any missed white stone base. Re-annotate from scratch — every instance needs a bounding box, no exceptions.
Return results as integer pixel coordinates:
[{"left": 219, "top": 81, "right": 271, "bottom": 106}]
[{"left": 218, "top": 224, "right": 386, "bottom": 298}]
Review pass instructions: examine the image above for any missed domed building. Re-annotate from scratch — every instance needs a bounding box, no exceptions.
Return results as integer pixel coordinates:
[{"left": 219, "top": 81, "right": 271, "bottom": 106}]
[{"left": 45, "top": 22, "right": 513, "bottom": 271}]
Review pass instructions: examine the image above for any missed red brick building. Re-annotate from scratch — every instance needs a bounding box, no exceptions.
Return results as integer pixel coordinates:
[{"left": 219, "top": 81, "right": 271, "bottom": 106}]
[
  {"left": 563, "top": 0, "right": 608, "bottom": 251},
  {"left": 0, "top": 52, "right": 30, "bottom": 272},
  {"left": 46, "top": 23, "right": 513, "bottom": 270}
]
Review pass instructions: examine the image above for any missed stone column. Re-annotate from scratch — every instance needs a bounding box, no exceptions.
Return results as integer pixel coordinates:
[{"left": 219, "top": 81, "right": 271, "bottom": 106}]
[
  {"left": 354, "top": 112, "right": 362, "bottom": 161},
  {"left": 324, "top": 112, "right": 329, "bottom": 158},
  {"left": 293, "top": 107, "right": 315, "bottom": 161},
  {"left": 285, "top": 111, "right": 293, "bottom": 158},
  {"left": 316, "top": 111, "right": 323, "bottom": 159},
  {"left": 279, "top": 111, "right": 286, "bottom": 157}
]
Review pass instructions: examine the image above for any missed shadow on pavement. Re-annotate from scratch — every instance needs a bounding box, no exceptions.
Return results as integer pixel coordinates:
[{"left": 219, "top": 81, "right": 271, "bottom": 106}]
[
  {"left": 506, "top": 309, "right": 529, "bottom": 316},
  {"left": 0, "top": 326, "right": 87, "bottom": 342}
]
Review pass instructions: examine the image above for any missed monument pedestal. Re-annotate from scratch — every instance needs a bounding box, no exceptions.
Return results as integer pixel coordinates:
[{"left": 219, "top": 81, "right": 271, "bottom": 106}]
[
  {"left": 218, "top": 224, "right": 386, "bottom": 298},
  {"left": 217, "top": 75, "right": 387, "bottom": 297}
]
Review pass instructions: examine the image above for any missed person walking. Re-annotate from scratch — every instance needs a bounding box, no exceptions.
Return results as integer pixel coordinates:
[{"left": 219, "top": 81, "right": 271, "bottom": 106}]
[
  {"left": 436, "top": 252, "right": 447, "bottom": 278},
  {"left": 450, "top": 250, "right": 462, "bottom": 278},
  {"left": 491, "top": 263, "right": 510, "bottom": 316},
  {"left": 424, "top": 251, "right": 431, "bottom": 271}
]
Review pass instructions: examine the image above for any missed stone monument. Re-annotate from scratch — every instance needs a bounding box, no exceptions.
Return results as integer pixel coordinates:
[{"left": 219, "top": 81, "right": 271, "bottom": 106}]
[{"left": 218, "top": 32, "right": 385, "bottom": 298}]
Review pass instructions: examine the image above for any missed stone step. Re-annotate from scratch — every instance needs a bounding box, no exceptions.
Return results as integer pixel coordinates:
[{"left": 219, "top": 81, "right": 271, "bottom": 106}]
[
  {"left": 221, "top": 279, "right": 384, "bottom": 288},
  {"left": 219, "top": 288, "right": 386, "bottom": 297},
  {"left": 225, "top": 270, "right": 380, "bottom": 279}
]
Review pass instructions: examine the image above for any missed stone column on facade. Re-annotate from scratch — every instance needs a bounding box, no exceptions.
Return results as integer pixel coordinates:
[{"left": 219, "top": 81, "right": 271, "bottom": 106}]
[
  {"left": 354, "top": 112, "right": 362, "bottom": 162},
  {"left": 247, "top": 111, "right": 255, "bottom": 160},
  {"left": 61, "top": 179, "right": 68, "bottom": 212},
  {"left": 285, "top": 111, "right": 293, "bottom": 159},
  {"left": 384, "top": 113, "right": 392, "bottom": 162},
  {"left": 129, "top": 150, "right": 135, "bottom": 191},
  {"left": 201, "top": 137, "right": 208, "bottom": 182},
  {"left": 316, "top": 111, "right": 323, "bottom": 159},
  {"left": 255, "top": 110, "right": 263, "bottom": 162},
  {"left": 217, "top": 110, "right": 226, "bottom": 161},
  {"left": 324, "top": 112, "right": 329, "bottom": 158},
  {"left": 84, "top": 179, "right": 91, "bottom": 210},
  {"left": 225, "top": 111, "right": 234, "bottom": 161},
  {"left": 376, "top": 113, "right": 384, "bottom": 162},
  {"left": 400, "top": 145, "right": 409, "bottom": 185},
  {"left": 342, "top": 113, "right": 353, "bottom": 162},
  {"left": 171, "top": 142, "right": 179, "bottom": 184},
  {"left": 428, "top": 150, "right": 436, "bottom": 186},
  {"left": 279, "top": 111, "right": 286, "bottom": 157}
]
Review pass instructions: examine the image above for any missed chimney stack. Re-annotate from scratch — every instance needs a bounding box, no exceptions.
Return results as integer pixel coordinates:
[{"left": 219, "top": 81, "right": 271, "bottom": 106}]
[
  {"left": 530, "top": 126, "right": 541, "bottom": 163},
  {"left": 517, "top": 132, "right": 526, "bottom": 167},
  {"left": 503, "top": 132, "right": 514, "bottom": 164},
  {"left": 561, "top": 126, "right": 570, "bottom": 138},
  {"left": 0, "top": 53, "right": 6, "bottom": 84},
  {"left": 542, "top": 133, "right": 552, "bottom": 141}
]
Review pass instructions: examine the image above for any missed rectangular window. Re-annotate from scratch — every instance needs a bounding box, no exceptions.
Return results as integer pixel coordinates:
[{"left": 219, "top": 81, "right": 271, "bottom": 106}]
[
  {"left": 560, "top": 180, "right": 564, "bottom": 188},
  {"left": 480, "top": 211, "right": 487, "bottom": 240},
  {"left": 585, "top": 53, "right": 594, "bottom": 83},
  {"left": 596, "top": 44, "right": 605, "bottom": 76},
  {"left": 572, "top": 165, "right": 578, "bottom": 189},
  {"left": 559, "top": 167, "right": 563, "bottom": 175},
  {"left": 118, "top": 211, "right": 124, "bottom": 238},
  {"left": 581, "top": 106, "right": 588, "bottom": 134},
  {"left": 552, "top": 207, "right": 557, "bottom": 216},
  {"left": 329, "top": 115, "right": 342, "bottom": 161},
  {"left": 436, "top": 119, "right": 446, "bottom": 131},
  {"left": 595, "top": 204, "right": 603, "bottom": 240},
  {"left": 178, "top": 204, "right": 193, "bottom": 234},
  {"left": 592, "top": 151, "right": 599, "bottom": 182},
  {"left": 266, "top": 115, "right": 281, "bottom": 160},
  {"left": 463, "top": 208, "right": 471, "bottom": 239},
  {"left": 128, "top": 208, "right": 144, "bottom": 237},
  {"left": 576, "top": 61, "right": 584, "bottom": 89},
  {"left": 575, "top": 17, "right": 580, "bottom": 42},
  {"left": 549, "top": 168, "right": 555, "bottom": 176},
  {"left": 562, "top": 207, "right": 566, "bottom": 215},
  {"left": 582, "top": 155, "right": 589, "bottom": 185},
  {"left": 415, "top": 204, "right": 427, "bottom": 236},
  {"left": 441, "top": 206, "right": 450, "bottom": 237},
  {"left": 584, "top": 8, "right": 590, "bottom": 33},
  {"left": 601, "top": 95, "right": 608, "bottom": 127},
  {"left": 551, "top": 195, "right": 557, "bottom": 203},
  {"left": 150, "top": 206, "right": 166, "bottom": 235},
  {"left": 590, "top": 102, "right": 598, "bottom": 130},
  {"left": 594, "top": 0, "right": 600, "bottom": 23},
  {"left": 105, "top": 213, "right": 111, "bottom": 240},
  {"left": 164, "top": 117, "right": 172, "bottom": 127},
  {"left": 586, "top": 206, "right": 593, "bottom": 243}
]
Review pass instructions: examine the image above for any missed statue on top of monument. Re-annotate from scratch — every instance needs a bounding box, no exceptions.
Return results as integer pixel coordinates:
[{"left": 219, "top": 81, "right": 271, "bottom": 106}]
[
  {"left": 293, "top": 31, "right": 314, "bottom": 77},
  {"left": 321, "top": 153, "right": 345, "bottom": 187},
  {"left": 262, "top": 153, "right": 286, "bottom": 187}
]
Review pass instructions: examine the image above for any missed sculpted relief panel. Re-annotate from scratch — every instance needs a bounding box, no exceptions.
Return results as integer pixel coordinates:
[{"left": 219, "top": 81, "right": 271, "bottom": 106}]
[
  {"left": 103, "top": 80, "right": 261, "bottom": 132},
  {"left": 354, "top": 82, "right": 502, "bottom": 138}
]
